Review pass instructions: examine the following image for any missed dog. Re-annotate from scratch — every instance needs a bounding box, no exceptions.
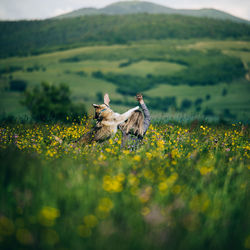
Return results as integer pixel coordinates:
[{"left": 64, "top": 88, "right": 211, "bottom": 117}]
[{"left": 53, "top": 104, "right": 139, "bottom": 147}]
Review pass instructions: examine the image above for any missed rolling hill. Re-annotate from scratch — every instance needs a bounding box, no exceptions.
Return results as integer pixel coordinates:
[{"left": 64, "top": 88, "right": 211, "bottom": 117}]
[
  {"left": 0, "top": 1, "right": 250, "bottom": 123},
  {"left": 54, "top": 1, "right": 250, "bottom": 24},
  {"left": 0, "top": 14, "right": 250, "bottom": 58},
  {"left": 0, "top": 39, "right": 250, "bottom": 122}
]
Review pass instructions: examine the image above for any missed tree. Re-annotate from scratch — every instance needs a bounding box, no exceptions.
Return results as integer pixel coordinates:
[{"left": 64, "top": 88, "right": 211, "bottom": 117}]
[
  {"left": 22, "top": 82, "right": 87, "bottom": 122},
  {"left": 9, "top": 80, "right": 27, "bottom": 92},
  {"left": 180, "top": 99, "right": 192, "bottom": 111},
  {"left": 222, "top": 88, "right": 228, "bottom": 96}
]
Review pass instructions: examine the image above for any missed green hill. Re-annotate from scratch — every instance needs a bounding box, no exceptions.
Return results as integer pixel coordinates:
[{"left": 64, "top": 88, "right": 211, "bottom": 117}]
[
  {"left": 0, "top": 14, "right": 250, "bottom": 58},
  {"left": 55, "top": 1, "right": 250, "bottom": 24},
  {"left": 0, "top": 39, "right": 250, "bottom": 122}
]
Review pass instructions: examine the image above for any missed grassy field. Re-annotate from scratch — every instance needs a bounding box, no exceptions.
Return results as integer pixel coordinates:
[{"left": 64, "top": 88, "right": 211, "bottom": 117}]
[
  {"left": 0, "top": 120, "right": 249, "bottom": 250},
  {"left": 0, "top": 39, "right": 249, "bottom": 122}
]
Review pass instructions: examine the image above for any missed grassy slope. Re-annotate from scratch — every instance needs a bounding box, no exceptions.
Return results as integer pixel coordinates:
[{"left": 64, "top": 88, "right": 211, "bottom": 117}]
[
  {"left": 0, "top": 39, "right": 249, "bottom": 121},
  {"left": 0, "top": 14, "right": 250, "bottom": 58}
]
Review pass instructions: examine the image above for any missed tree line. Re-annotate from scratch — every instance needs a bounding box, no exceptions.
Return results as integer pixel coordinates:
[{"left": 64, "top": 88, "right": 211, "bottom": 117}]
[
  {"left": 92, "top": 51, "right": 246, "bottom": 95},
  {"left": 0, "top": 14, "right": 250, "bottom": 58}
]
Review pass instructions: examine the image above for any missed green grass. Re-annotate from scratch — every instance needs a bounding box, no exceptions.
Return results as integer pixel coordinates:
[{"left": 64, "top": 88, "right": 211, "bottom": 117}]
[
  {"left": 0, "top": 92, "right": 28, "bottom": 117},
  {"left": 145, "top": 79, "right": 250, "bottom": 119},
  {"left": 119, "top": 60, "right": 185, "bottom": 77},
  {"left": 0, "top": 38, "right": 249, "bottom": 122},
  {"left": 0, "top": 122, "right": 249, "bottom": 250}
]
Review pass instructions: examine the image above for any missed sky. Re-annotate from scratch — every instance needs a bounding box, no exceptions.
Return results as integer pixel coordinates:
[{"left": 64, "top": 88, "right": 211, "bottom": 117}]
[{"left": 0, "top": 0, "right": 249, "bottom": 21}]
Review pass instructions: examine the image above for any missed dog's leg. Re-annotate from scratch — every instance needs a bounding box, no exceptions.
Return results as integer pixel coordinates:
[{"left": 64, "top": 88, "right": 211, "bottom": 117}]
[{"left": 115, "top": 106, "right": 139, "bottom": 124}]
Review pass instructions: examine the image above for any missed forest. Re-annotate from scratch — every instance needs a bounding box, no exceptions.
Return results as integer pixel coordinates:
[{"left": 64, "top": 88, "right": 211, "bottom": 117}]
[{"left": 0, "top": 14, "right": 250, "bottom": 58}]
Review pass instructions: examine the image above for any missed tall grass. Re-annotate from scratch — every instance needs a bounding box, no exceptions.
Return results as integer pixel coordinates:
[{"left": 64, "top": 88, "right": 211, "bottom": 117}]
[{"left": 0, "top": 120, "right": 249, "bottom": 249}]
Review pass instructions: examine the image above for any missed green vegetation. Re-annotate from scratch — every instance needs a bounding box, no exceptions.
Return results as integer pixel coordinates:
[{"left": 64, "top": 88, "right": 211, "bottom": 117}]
[
  {"left": 0, "top": 10, "right": 249, "bottom": 249},
  {"left": 0, "top": 122, "right": 249, "bottom": 249},
  {"left": 0, "top": 39, "right": 249, "bottom": 122},
  {"left": 22, "top": 82, "right": 87, "bottom": 122},
  {"left": 9, "top": 80, "right": 27, "bottom": 92},
  {"left": 0, "top": 14, "right": 250, "bottom": 58},
  {"left": 55, "top": 1, "right": 249, "bottom": 24},
  {"left": 91, "top": 52, "right": 246, "bottom": 94}
]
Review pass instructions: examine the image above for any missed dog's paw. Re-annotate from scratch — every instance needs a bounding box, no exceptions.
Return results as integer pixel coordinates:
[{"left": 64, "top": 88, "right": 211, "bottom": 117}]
[{"left": 134, "top": 106, "right": 139, "bottom": 110}]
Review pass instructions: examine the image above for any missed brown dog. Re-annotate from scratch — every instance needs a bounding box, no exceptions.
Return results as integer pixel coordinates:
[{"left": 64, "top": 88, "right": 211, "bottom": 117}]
[{"left": 53, "top": 104, "right": 139, "bottom": 147}]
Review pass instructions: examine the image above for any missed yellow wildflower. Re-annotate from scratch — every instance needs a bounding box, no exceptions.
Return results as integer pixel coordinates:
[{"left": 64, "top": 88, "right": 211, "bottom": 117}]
[{"left": 83, "top": 215, "right": 98, "bottom": 228}]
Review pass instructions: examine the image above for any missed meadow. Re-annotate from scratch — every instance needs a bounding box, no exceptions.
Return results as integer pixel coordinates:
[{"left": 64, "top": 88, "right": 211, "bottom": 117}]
[
  {"left": 0, "top": 119, "right": 249, "bottom": 250},
  {"left": 0, "top": 39, "right": 250, "bottom": 123},
  {"left": 1, "top": 9, "right": 250, "bottom": 250}
]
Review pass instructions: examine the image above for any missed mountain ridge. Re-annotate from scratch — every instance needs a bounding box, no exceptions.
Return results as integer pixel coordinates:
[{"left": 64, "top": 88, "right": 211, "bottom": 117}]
[
  {"left": 1, "top": 13, "right": 250, "bottom": 58},
  {"left": 54, "top": 1, "right": 250, "bottom": 24}
]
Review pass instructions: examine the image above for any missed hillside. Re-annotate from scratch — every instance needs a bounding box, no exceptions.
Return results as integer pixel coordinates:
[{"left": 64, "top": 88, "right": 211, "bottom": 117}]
[
  {"left": 0, "top": 14, "right": 250, "bottom": 58},
  {"left": 1, "top": 39, "right": 250, "bottom": 122},
  {"left": 55, "top": 1, "right": 250, "bottom": 24}
]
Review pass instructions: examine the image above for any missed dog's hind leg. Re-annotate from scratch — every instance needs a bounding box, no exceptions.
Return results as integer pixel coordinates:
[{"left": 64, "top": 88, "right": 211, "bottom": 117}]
[{"left": 72, "top": 131, "right": 92, "bottom": 147}]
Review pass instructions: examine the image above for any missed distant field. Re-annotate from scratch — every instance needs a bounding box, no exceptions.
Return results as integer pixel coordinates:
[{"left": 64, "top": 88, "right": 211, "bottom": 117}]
[
  {"left": 0, "top": 39, "right": 249, "bottom": 122},
  {"left": 145, "top": 79, "right": 250, "bottom": 117}
]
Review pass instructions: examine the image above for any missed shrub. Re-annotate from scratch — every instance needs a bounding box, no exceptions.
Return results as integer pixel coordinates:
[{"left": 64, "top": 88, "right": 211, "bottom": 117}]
[
  {"left": 76, "top": 71, "right": 87, "bottom": 77},
  {"left": 222, "top": 88, "right": 228, "bottom": 96},
  {"left": 22, "top": 82, "right": 87, "bottom": 122},
  {"left": 181, "top": 99, "right": 192, "bottom": 111},
  {"left": 9, "top": 80, "right": 27, "bottom": 92},
  {"left": 194, "top": 98, "right": 203, "bottom": 106},
  {"left": 203, "top": 108, "right": 214, "bottom": 116},
  {"left": 206, "top": 94, "right": 211, "bottom": 100},
  {"left": 0, "top": 65, "right": 23, "bottom": 74},
  {"left": 92, "top": 71, "right": 104, "bottom": 78},
  {"left": 223, "top": 109, "right": 236, "bottom": 119}
]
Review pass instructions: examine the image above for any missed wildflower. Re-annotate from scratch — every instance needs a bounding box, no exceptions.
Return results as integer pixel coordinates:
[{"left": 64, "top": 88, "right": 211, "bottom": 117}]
[
  {"left": 116, "top": 173, "right": 125, "bottom": 182},
  {"left": 77, "top": 225, "right": 91, "bottom": 238},
  {"left": 133, "top": 155, "right": 141, "bottom": 162},
  {"left": 141, "top": 207, "right": 151, "bottom": 216},
  {"left": 200, "top": 166, "right": 213, "bottom": 176},
  {"left": 42, "top": 229, "right": 59, "bottom": 245},
  {"left": 83, "top": 215, "right": 98, "bottom": 228},
  {"left": 158, "top": 182, "right": 168, "bottom": 193},
  {"left": 172, "top": 185, "right": 181, "bottom": 194},
  {"left": 244, "top": 235, "right": 250, "bottom": 249},
  {"left": 146, "top": 152, "right": 152, "bottom": 160},
  {"left": 102, "top": 175, "right": 123, "bottom": 192},
  {"left": 96, "top": 197, "right": 114, "bottom": 219},
  {"left": 39, "top": 206, "right": 60, "bottom": 227},
  {"left": 189, "top": 194, "right": 210, "bottom": 213},
  {"left": 0, "top": 216, "right": 14, "bottom": 236},
  {"left": 16, "top": 228, "right": 33, "bottom": 245},
  {"left": 128, "top": 174, "right": 140, "bottom": 186}
]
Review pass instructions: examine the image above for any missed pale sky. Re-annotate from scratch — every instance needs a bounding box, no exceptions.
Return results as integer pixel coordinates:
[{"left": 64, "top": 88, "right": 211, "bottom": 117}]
[{"left": 0, "top": 0, "right": 249, "bottom": 21}]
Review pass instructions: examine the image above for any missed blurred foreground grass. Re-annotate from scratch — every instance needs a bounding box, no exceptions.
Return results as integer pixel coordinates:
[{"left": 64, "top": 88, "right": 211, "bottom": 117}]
[{"left": 0, "top": 120, "right": 249, "bottom": 250}]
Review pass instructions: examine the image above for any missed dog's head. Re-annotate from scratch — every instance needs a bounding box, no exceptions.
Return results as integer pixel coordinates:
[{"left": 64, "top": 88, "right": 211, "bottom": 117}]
[{"left": 93, "top": 104, "right": 110, "bottom": 119}]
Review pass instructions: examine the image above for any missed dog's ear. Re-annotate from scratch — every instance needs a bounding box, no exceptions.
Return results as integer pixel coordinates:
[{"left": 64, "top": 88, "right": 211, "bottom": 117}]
[{"left": 92, "top": 104, "right": 99, "bottom": 109}]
